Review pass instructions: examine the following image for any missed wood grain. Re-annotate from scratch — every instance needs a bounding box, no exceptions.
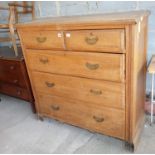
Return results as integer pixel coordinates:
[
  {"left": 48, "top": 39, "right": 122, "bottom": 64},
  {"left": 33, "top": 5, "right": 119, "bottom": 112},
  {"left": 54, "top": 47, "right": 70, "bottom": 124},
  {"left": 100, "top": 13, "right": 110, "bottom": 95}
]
[
  {"left": 38, "top": 93, "right": 125, "bottom": 139},
  {"left": 65, "top": 29, "right": 125, "bottom": 53},
  {"left": 16, "top": 10, "right": 150, "bottom": 30},
  {"left": 26, "top": 50, "right": 125, "bottom": 82},
  {"left": 20, "top": 30, "right": 65, "bottom": 50},
  {"left": 129, "top": 16, "right": 148, "bottom": 149},
  {"left": 32, "top": 71, "right": 125, "bottom": 109}
]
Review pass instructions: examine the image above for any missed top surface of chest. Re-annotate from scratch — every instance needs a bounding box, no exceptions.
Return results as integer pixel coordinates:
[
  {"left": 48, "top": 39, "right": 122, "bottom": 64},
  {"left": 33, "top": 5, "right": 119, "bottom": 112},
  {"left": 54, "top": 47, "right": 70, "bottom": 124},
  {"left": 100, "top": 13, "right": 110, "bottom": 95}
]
[{"left": 17, "top": 10, "right": 150, "bottom": 30}]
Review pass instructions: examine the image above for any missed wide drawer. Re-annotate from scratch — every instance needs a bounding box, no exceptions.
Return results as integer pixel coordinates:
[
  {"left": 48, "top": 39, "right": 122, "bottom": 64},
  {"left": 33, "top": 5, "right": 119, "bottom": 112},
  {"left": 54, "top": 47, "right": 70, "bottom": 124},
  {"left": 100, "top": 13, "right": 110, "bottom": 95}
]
[
  {"left": 20, "top": 30, "right": 64, "bottom": 50},
  {"left": 37, "top": 93, "right": 125, "bottom": 139},
  {"left": 32, "top": 72, "right": 125, "bottom": 109},
  {"left": 27, "top": 50, "right": 125, "bottom": 82},
  {"left": 65, "top": 29, "right": 125, "bottom": 53}
]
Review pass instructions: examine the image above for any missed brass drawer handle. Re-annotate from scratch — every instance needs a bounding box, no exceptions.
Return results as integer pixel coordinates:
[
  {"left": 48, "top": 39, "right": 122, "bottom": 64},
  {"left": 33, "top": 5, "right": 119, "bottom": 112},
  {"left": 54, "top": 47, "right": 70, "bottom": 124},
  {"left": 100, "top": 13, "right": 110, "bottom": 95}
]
[
  {"left": 90, "top": 89, "right": 102, "bottom": 95},
  {"left": 39, "top": 58, "right": 49, "bottom": 64},
  {"left": 85, "top": 33, "right": 98, "bottom": 45},
  {"left": 36, "top": 37, "right": 47, "bottom": 43},
  {"left": 86, "top": 62, "right": 99, "bottom": 70},
  {"left": 51, "top": 105, "right": 60, "bottom": 111},
  {"left": 45, "top": 82, "right": 55, "bottom": 88},
  {"left": 93, "top": 116, "right": 104, "bottom": 123}
]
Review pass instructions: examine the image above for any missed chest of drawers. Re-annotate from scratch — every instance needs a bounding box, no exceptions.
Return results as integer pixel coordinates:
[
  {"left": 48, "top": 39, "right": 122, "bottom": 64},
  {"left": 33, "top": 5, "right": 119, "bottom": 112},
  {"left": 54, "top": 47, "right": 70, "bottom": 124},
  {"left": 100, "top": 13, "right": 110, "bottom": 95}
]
[
  {"left": 0, "top": 47, "right": 35, "bottom": 112},
  {"left": 17, "top": 11, "right": 150, "bottom": 150}
]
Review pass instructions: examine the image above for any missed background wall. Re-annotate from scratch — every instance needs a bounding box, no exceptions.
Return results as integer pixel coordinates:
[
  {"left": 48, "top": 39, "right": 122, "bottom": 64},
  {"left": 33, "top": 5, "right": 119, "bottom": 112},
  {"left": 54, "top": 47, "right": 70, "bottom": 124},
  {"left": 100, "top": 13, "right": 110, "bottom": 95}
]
[{"left": 0, "top": 1, "right": 155, "bottom": 93}]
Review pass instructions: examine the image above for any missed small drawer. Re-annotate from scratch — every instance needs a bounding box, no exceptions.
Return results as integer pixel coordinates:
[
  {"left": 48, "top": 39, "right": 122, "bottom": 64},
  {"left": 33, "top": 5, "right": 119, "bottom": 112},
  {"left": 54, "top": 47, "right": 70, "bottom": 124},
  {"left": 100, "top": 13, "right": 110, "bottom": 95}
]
[
  {"left": 65, "top": 29, "right": 125, "bottom": 53},
  {"left": 0, "top": 60, "right": 26, "bottom": 87},
  {"left": 0, "top": 59, "right": 20, "bottom": 73},
  {"left": 37, "top": 93, "right": 125, "bottom": 139},
  {"left": 27, "top": 50, "right": 125, "bottom": 82},
  {"left": 20, "top": 30, "right": 64, "bottom": 50},
  {"left": 0, "top": 82, "right": 29, "bottom": 100},
  {"left": 32, "top": 72, "right": 125, "bottom": 109}
]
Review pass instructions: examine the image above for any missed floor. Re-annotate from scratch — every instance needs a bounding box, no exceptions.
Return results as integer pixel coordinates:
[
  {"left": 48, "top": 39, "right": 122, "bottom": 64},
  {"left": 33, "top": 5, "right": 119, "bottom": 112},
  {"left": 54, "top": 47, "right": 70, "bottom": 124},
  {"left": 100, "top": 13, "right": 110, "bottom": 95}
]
[{"left": 0, "top": 94, "right": 155, "bottom": 154}]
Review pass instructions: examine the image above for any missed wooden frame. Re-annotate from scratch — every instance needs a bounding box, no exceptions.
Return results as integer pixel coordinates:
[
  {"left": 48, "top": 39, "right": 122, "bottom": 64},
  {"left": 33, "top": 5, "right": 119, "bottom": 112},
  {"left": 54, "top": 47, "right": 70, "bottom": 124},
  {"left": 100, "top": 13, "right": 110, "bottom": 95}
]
[{"left": 0, "top": 2, "right": 35, "bottom": 56}]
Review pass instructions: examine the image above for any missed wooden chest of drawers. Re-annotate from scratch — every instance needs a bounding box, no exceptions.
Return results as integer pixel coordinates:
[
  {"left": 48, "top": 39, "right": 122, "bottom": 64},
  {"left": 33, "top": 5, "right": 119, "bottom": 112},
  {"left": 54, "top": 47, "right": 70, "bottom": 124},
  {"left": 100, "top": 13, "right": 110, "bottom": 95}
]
[
  {"left": 17, "top": 11, "right": 150, "bottom": 150},
  {"left": 0, "top": 47, "right": 35, "bottom": 112}
]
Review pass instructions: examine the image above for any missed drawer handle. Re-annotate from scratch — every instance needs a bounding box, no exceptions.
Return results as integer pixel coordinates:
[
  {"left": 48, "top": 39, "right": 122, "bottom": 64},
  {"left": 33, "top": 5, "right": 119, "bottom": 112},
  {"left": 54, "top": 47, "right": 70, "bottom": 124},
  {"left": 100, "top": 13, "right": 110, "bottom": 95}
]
[
  {"left": 93, "top": 116, "right": 104, "bottom": 123},
  {"left": 13, "top": 79, "right": 18, "bottom": 84},
  {"left": 40, "top": 58, "right": 49, "bottom": 64},
  {"left": 85, "top": 33, "right": 98, "bottom": 45},
  {"left": 51, "top": 105, "right": 60, "bottom": 111},
  {"left": 90, "top": 89, "right": 102, "bottom": 95},
  {"left": 45, "top": 82, "right": 55, "bottom": 88},
  {"left": 10, "top": 65, "right": 15, "bottom": 70},
  {"left": 17, "top": 90, "right": 21, "bottom": 95},
  {"left": 86, "top": 62, "right": 99, "bottom": 70},
  {"left": 36, "top": 37, "right": 47, "bottom": 43}
]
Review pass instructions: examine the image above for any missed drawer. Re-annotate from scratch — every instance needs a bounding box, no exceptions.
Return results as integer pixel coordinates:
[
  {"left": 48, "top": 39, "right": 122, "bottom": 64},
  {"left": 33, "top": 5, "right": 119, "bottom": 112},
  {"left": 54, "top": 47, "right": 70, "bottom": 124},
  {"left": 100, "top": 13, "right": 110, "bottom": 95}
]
[
  {"left": 27, "top": 50, "right": 125, "bottom": 82},
  {"left": 0, "top": 82, "right": 29, "bottom": 100},
  {"left": 65, "top": 29, "right": 125, "bottom": 53},
  {"left": 38, "top": 93, "right": 125, "bottom": 139},
  {"left": 0, "top": 59, "right": 26, "bottom": 87},
  {"left": 0, "top": 59, "right": 21, "bottom": 74},
  {"left": 32, "top": 72, "right": 125, "bottom": 109},
  {"left": 20, "top": 30, "right": 64, "bottom": 50}
]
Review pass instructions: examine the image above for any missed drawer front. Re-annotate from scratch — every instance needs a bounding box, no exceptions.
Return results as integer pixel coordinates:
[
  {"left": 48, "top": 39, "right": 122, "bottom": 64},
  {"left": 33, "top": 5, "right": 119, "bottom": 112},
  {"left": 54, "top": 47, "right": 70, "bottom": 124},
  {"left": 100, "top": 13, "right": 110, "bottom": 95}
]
[
  {"left": 0, "top": 82, "right": 29, "bottom": 100},
  {"left": 27, "top": 50, "right": 125, "bottom": 82},
  {"left": 32, "top": 72, "right": 125, "bottom": 109},
  {"left": 38, "top": 93, "right": 125, "bottom": 139},
  {"left": 0, "top": 60, "right": 26, "bottom": 87},
  {"left": 20, "top": 30, "right": 64, "bottom": 50},
  {"left": 65, "top": 29, "right": 125, "bottom": 53}
]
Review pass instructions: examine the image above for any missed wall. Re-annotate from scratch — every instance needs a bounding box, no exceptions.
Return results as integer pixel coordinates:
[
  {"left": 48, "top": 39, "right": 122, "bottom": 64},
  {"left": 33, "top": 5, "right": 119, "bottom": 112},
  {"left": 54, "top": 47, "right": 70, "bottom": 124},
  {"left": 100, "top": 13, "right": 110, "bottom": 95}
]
[{"left": 0, "top": 1, "right": 155, "bottom": 92}]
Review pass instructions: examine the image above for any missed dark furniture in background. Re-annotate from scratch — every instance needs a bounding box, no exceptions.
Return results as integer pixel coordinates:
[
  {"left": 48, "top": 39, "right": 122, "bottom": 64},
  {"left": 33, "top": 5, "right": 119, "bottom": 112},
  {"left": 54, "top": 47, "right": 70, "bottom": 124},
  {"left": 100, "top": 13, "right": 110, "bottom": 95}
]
[{"left": 0, "top": 46, "right": 35, "bottom": 112}]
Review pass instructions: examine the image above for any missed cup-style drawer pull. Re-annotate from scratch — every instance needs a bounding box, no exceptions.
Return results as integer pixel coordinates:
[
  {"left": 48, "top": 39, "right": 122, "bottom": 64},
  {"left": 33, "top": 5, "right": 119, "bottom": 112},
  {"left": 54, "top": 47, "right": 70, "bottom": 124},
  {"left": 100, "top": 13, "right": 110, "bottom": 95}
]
[
  {"left": 86, "top": 62, "right": 99, "bottom": 70},
  {"left": 36, "top": 37, "right": 47, "bottom": 43},
  {"left": 39, "top": 58, "right": 49, "bottom": 64},
  {"left": 90, "top": 89, "right": 102, "bottom": 95},
  {"left": 93, "top": 116, "right": 104, "bottom": 123},
  {"left": 45, "top": 82, "right": 55, "bottom": 88},
  {"left": 51, "top": 105, "right": 60, "bottom": 111},
  {"left": 85, "top": 33, "right": 98, "bottom": 45}
]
